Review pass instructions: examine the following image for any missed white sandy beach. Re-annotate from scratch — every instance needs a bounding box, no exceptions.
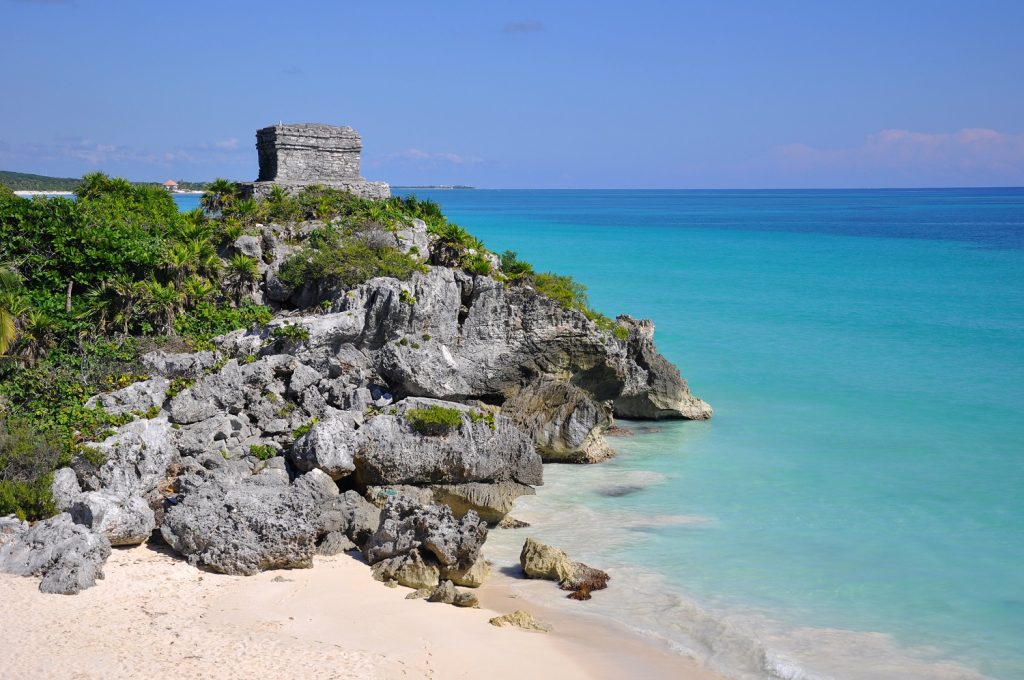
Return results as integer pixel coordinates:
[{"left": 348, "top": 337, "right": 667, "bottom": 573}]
[{"left": 0, "top": 543, "right": 722, "bottom": 680}]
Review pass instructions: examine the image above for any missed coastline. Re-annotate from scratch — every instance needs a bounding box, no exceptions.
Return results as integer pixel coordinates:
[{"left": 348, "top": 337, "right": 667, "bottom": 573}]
[{"left": 0, "top": 542, "right": 721, "bottom": 680}]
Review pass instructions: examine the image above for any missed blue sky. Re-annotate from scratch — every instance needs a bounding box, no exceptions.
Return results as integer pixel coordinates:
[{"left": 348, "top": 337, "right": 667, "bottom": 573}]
[{"left": 2, "top": 0, "right": 1022, "bottom": 188}]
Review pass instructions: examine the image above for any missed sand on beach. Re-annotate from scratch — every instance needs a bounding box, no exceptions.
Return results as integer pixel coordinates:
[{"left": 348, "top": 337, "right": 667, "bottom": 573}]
[{"left": 0, "top": 543, "right": 721, "bottom": 680}]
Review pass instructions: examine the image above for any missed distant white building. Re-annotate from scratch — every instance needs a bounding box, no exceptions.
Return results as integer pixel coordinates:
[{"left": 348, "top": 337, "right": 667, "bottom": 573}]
[{"left": 162, "top": 179, "right": 179, "bottom": 193}]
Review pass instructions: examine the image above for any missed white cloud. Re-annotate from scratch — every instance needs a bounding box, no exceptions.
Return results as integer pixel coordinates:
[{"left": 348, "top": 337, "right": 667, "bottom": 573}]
[
  {"left": 502, "top": 19, "right": 544, "bottom": 34},
  {"left": 776, "top": 128, "right": 1024, "bottom": 185},
  {"left": 373, "top": 148, "right": 481, "bottom": 166}
]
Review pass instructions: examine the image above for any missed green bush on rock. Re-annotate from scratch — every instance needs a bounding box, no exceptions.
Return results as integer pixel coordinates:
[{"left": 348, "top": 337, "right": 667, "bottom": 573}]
[{"left": 406, "top": 405, "right": 463, "bottom": 436}]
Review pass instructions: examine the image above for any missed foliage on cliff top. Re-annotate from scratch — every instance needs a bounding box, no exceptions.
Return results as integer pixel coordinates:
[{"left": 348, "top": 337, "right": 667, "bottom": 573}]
[{"left": 0, "top": 174, "right": 272, "bottom": 518}]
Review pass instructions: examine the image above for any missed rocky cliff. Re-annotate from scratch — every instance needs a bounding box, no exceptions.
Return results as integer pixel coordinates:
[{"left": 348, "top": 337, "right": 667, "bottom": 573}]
[{"left": 1, "top": 204, "right": 709, "bottom": 595}]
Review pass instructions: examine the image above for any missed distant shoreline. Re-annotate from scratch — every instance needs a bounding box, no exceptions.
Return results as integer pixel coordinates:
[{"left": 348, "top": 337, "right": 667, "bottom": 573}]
[
  {"left": 393, "top": 185, "right": 475, "bottom": 190},
  {"left": 14, "top": 190, "right": 205, "bottom": 197}
]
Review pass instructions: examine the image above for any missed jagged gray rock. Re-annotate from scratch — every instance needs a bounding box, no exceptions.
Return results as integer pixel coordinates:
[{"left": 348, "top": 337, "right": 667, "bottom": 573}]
[
  {"left": 69, "top": 491, "right": 155, "bottom": 546},
  {"left": 317, "top": 490, "right": 381, "bottom": 548},
  {"left": 141, "top": 350, "right": 221, "bottom": 379},
  {"left": 364, "top": 481, "right": 535, "bottom": 525},
  {"left": 51, "top": 467, "right": 82, "bottom": 512},
  {"left": 502, "top": 378, "right": 614, "bottom": 463},
  {"left": 85, "top": 377, "right": 169, "bottom": 416},
  {"left": 354, "top": 397, "right": 542, "bottom": 487},
  {"left": 0, "top": 515, "right": 27, "bottom": 547},
  {"left": 612, "top": 316, "right": 712, "bottom": 420},
  {"left": 289, "top": 410, "right": 361, "bottom": 479},
  {"left": 0, "top": 513, "right": 111, "bottom": 594},
  {"left": 315, "top": 531, "right": 357, "bottom": 556},
  {"left": 363, "top": 496, "right": 488, "bottom": 589},
  {"left": 160, "top": 469, "right": 337, "bottom": 575},
  {"left": 78, "top": 417, "right": 179, "bottom": 500}
]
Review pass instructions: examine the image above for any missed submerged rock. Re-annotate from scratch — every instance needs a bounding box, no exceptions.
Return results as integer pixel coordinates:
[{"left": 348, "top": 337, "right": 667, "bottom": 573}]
[
  {"left": 489, "top": 610, "right": 553, "bottom": 633},
  {"left": 0, "top": 514, "right": 111, "bottom": 594}
]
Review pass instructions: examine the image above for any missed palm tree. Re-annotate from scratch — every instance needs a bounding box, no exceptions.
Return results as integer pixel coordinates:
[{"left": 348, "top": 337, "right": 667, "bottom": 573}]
[
  {"left": 200, "top": 178, "right": 237, "bottom": 215},
  {"left": 142, "top": 280, "right": 184, "bottom": 335},
  {"left": 182, "top": 276, "right": 215, "bottom": 307},
  {"left": 0, "top": 264, "right": 25, "bottom": 355},
  {"left": 17, "top": 310, "right": 56, "bottom": 365},
  {"left": 162, "top": 242, "right": 198, "bottom": 289},
  {"left": 226, "top": 254, "right": 260, "bottom": 305}
]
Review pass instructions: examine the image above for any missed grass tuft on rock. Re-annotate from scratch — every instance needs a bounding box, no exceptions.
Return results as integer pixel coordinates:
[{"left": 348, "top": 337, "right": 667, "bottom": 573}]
[{"left": 406, "top": 405, "right": 463, "bottom": 436}]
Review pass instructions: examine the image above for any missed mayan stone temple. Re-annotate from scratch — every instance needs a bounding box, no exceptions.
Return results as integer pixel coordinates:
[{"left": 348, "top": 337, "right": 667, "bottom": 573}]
[{"left": 238, "top": 123, "right": 390, "bottom": 200}]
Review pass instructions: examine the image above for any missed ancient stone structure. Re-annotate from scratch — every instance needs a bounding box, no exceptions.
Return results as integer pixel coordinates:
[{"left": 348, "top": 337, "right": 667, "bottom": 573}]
[{"left": 239, "top": 123, "right": 389, "bottom": 200}]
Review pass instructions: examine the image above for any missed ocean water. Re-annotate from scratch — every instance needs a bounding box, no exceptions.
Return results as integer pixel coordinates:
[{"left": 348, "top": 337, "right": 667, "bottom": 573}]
[{"left": 377, "top": 189, "right": 1024, "bottom": 680}]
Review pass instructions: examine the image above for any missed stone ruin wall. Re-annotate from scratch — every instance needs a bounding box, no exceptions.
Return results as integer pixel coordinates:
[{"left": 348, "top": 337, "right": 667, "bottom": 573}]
[{"left": 240, "top": 123, "right": 389, "bottom": 200}]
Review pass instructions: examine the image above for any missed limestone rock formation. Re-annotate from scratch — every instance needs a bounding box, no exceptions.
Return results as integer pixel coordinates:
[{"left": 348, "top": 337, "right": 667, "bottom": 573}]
[
  {"left": 519, "top": 537, "right": 610, "bottom": 600},
  {"left": 160, "top": 469, "right": 338, "bottom": 575},
  {"left": 68, "top": 491, "right": 155, "bottom": 546},
  {"left": 502, "top": 378, "right": 615, "bottom": 463},
  {"left": 77, "top": 417, "right": 179, "bottom": 501},
  {"left": 0, "top": 514, "right": 111, "bottom": 594},
  {"left": 364, "top": 496, "right": 489, "bottom": 591},
  {"left": 489, "top": 610, "right": 553, "bottom": 632},
  {"left": 240, "top": 123, "right": 389, "bottom": 200},
  {"left": 353, "top": 398, "right": 542, "bottom": 488}
]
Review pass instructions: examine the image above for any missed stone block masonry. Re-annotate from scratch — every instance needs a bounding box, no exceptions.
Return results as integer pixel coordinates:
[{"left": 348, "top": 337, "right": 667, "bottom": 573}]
[{"left": 238, "top": 123, "right": 390, "bottom": 200}]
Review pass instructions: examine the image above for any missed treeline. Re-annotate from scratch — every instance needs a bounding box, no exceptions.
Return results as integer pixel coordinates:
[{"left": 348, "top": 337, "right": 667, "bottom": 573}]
[{"left": 0, "top": 170, "right": 209, "bottom": 192}]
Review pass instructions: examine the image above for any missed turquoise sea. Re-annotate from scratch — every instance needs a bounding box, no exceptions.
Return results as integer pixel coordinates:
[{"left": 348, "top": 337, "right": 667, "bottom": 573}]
[
  {"left": 397, "top": 189, "right": 1023, "bottom": 680},
  {"left": 179, "top": 189, "right": 1024, "bottom": 679}
]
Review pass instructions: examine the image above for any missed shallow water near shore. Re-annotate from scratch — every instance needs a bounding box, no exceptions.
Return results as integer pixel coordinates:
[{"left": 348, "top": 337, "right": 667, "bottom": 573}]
[{"left": 381, "top": 189, "right": 1024, "bottom": 680}]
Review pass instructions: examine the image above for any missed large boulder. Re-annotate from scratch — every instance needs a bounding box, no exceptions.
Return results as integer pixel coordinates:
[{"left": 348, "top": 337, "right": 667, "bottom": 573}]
[
  {"left": 85, "top": 377, "right": 169, "bottom": 416},
  {"left": 364, "top": 481, "right": 536, "bottom": 525},
  {"left": 364, "top": 496, "right": 487, "bottom": 569},
  {"left": 502, "top": 378, "right": 615, "bottom": 463},
  {"left": 0, "top": 514, "right": 111, "bottom": 594},
  {"left": 317, "top": 489, "right": 381, "bottom": 548},
  {"left": 353, "top": 398, "right": 542, "bottom": 487},
  {"left": 289, "top": 411, "right": 362, "bottom": 479},
  {"left": 50, "top": 467, "right": 82, "bottom": 512},
  {"left": 363, "top": 496, "right": 489, "bottom": 590},
  {"left": 611, "top": 317, "right": 712, "bottom": 420},
  {"left": 77, "top": 417, "right": 179, "bottom": 500},
  {"left": 160, "top": 469, "right": 337, "bottom": 575},
  {"left": 519, "top": 537, "right": 610, "bottom": 600},
  {"left": 141, "top": 350, "right": 221, "bottom": 379},
  {"left": 68, "top": 491, "right": 155, "bottom": 546}
]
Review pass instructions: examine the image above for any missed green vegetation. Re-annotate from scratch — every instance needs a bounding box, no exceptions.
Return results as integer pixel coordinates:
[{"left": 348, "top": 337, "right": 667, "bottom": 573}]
[
  {"left": 293, "top": 418, "right": 319, "bottom": 438},
  {"left": 271, "top": 323, "right": 310, "bottom": 343},
  {"left": 0, "top": 173, "right": 620, "bottom": 520},
  {"left": 0, "top": 174, "right": 275, "bottom": 518},
  {"left": 406, "top": 405, "right": 463, "bottom": 435},
  {"left": 249, "top": 444, "right": 277, "bottom": 461},
  {"left": 278, "top": 227, "right": 425, "bottom": 293}
]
